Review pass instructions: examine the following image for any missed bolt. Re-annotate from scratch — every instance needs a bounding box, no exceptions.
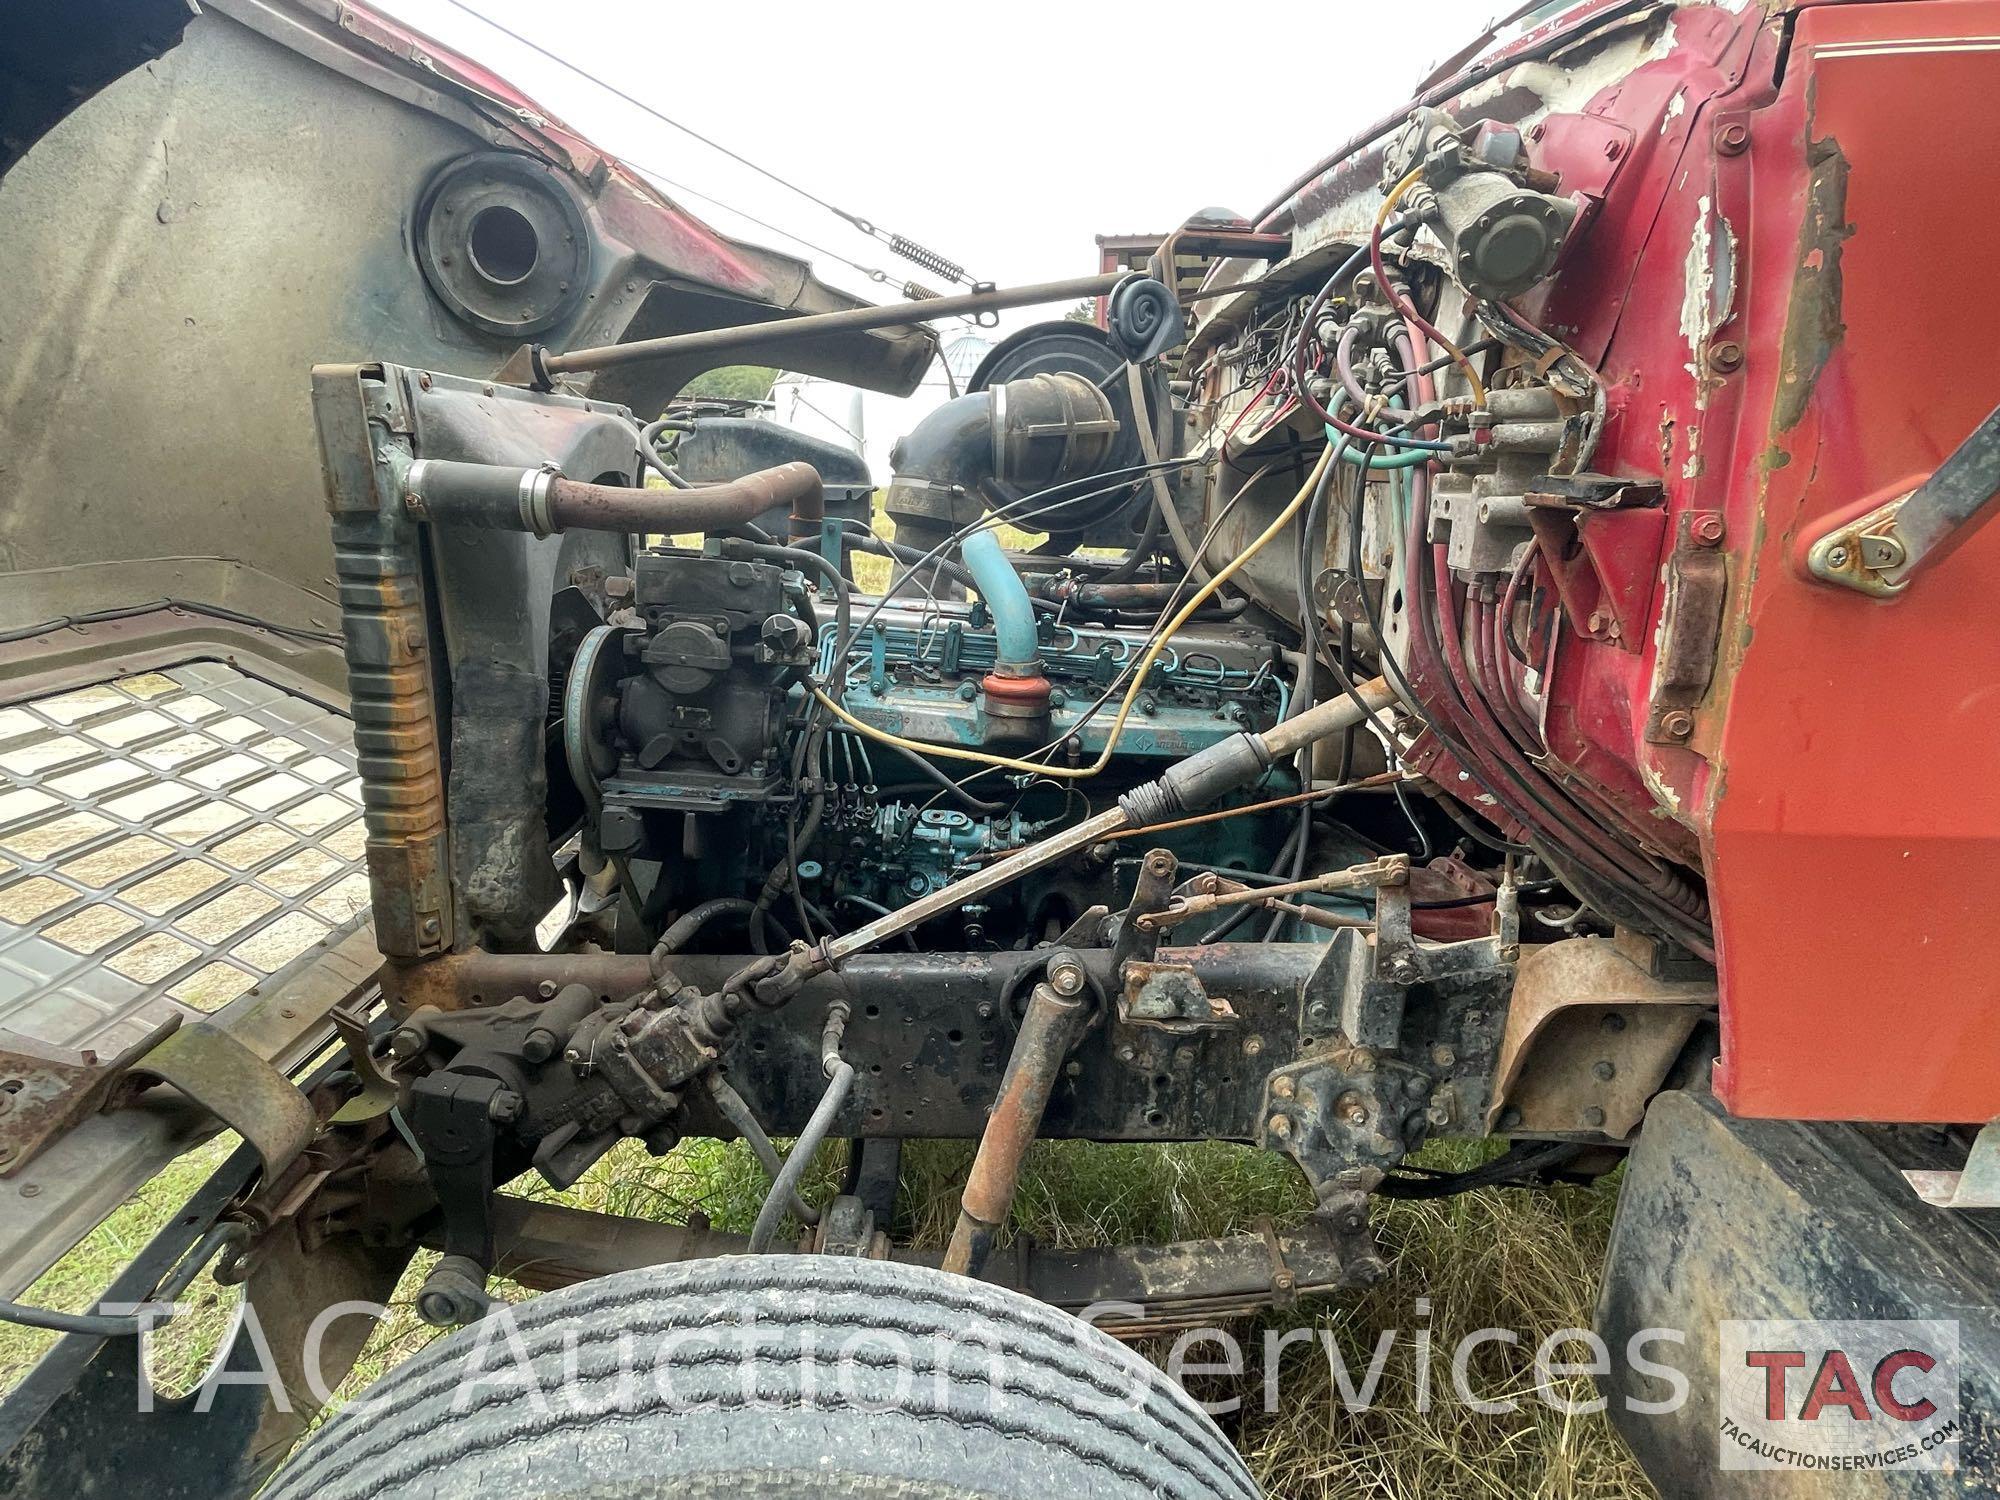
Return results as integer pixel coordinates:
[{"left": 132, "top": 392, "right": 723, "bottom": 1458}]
[
  {"left": 1716, "top": 121, "right": 1750, "bottom": 155},
  {"left": 1431, "top": 1044, "right": 1457, "bottom": 1069},
  {"left": 1336, "top": 1091, "right": 1370, "bottom": 1126},
  {"left": 488, "top": 1091, "right": 524, "bottom": 1124},
  {"left": 1690, "top": 513, "right": 1726, "bottom": 546},
  {"left": 1603, "top": 138, "right": 1622, "bottom": 160},
  {"left": 1271, "top": 1075, "right": 1295, "bottom": 1100},
  {"left": 1268, "top": 1113, "right": 1294, "bottom": 1140},
  {"left": 521, "top": 1031, "right": 557, "bottom": 1065},
  {"left": 1497, "top": 1105, "right": 1523, "bottom": 1131},
  {"left": 1709, "top": 340, "right": 1744, "bottom": 374},
  {"left": 975, "top": 1002, "right": 995, "bottom": 1020},
  {"left": 389, "top": 1027, "right": 424, "bottom": 1060},
  {"left": 1825, "top": 544, "right": 1852, "bottom": 569},
  {"left": 1587, "top": 609, "right": 1608, "bottom": 634},
  {"left": 1593, "top": 1060, "right": 1618, "bottom": 1082},
  {"left": 1581, "top": 1105, "right": 1607, "bottom": 1129},
  {"left": 1243, "top": 1035, "right": 1264, "bottom": 1057},
  {"left": 1660, "top": 709, "right": 1695, "bottom": 739},
  {"left": 537, "top": 979, "right": 559, "bottom": 1000},
  {"left": 1117, "top": 1044, "right": 1137, "bottom": 1063},
  {"left": 1047, "top": 956, "right": 1087, "bottom": 996},
  {"left": 1602, "top": 1011, "right": 1628, "bottom": 1034}
]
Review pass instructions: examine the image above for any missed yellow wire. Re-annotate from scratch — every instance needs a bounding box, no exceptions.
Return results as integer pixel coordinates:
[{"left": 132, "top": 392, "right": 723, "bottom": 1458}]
[
  {"left": 811, "top": 445, "right": 1336, "bottom": 781},
  {"left": 1377, "top": 167, "right": 1488, "bottom": 406}
]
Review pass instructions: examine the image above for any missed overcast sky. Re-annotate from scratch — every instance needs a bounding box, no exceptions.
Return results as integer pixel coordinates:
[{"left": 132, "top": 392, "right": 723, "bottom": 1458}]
[{"left": 375, "top": 0, "right": 1504, "bottom": 462}]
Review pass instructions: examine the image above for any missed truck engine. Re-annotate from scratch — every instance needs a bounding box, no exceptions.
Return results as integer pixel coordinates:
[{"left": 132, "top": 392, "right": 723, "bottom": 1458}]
[
  {"left": 341, "top": 101, "right": 1687, "bottom": 1313},
  {"left": 5, "top": 2, "right": 1999, "bottom": 1494}
]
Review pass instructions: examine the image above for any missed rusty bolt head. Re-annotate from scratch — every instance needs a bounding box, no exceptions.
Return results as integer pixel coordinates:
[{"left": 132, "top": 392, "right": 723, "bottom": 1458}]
[
  {"left": 1431, "top": 1044, "right": 1457, "bottom": 1069},
  {"left": 1587, "top": 609, "right": 1608, "bottom": 634},
  {"left": 1709, "top": 340, "right": 1745, "bottom": 373},
  {"left": 1660, "top": 709, "right": 1695, "bottom": 739},
  {"left": 1271, "top": 1075, "right": 1296, "bottom": 1100},
  {"left": 1716, "top": 122, "right": 1750, "bottom": 155},
  {"left": 1243, "top": 1035, "right": 1264, "bottom": 1057},
  {"left": 1268, "top": 1113, "right": 1294, "bottom": 1140},
  {"left": 1593, "top": 1060, "right": 1618, "bottom": 1082},
  {"left": 388, "top": 1027, "right": 424, "bottom": 1060},
  {"left": 1336, "top": 1090, "right": 1370, "bottom": 1126},
  {"left": 1047, "top": 956, "right": 1087, "bottom": 996},
  {"left": 1690, "top": 513, "right": 1726, "bottom": 546},
  {"left": 1581, "top": 1105, "right": 1608, "bottom": 1129}
]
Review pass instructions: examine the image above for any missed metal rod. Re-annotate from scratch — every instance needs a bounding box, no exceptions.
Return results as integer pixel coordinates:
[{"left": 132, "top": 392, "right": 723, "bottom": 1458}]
[
  {"left": 542, "top": 273, "right": 1128, "bottom": 376},
  {"left": 819, "top": 807, "right": 1129, "bottom": 968},
  {"left": 805, "top": 679, "right": 1394, "bottom": 975},
  {"left": 1140, "top": 855, "right": 1408, "bottom": 930}
]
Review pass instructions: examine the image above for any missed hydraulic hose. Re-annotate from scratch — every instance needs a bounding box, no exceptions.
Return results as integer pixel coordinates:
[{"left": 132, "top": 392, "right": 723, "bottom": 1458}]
[
  {"left": 654, "top": 898, "right": 757, "bottom": 957},
  {"left": 747, "top": 1003, "right": 854, "bottom": 1253},
  {"left": 705, "top": 1071, "right": 820, "bottom": 1226}
]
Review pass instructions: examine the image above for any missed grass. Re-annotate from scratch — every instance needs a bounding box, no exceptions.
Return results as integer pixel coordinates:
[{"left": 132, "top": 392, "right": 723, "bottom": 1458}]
[{"left": 1, "top": 1130, "right": 1654, "bottom": 1497}]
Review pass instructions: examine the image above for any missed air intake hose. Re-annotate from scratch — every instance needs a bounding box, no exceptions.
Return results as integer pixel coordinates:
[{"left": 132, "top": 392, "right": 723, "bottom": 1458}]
[{"left": 882, "top": 371, "right": 1117, "bottom": 741}]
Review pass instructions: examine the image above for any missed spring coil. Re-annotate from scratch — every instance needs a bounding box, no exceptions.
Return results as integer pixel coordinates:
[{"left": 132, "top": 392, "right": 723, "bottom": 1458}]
[{"left": 888, "top": 234, "right": 966, "bottom": 286}]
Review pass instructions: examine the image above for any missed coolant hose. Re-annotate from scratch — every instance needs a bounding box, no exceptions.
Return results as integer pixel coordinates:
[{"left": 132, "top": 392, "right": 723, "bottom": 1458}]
[
  {"left": 960, "top": 528, "right": 1040, "bottom": 670},
  {"left": 402, "top": 457, "right": 824, "bottom": 539}
]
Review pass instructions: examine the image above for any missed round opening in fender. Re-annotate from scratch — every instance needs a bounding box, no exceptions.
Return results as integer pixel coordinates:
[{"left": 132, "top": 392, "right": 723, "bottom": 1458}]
[
  {"left": 415, "top": 152, "right": 591, "bottom": 337},
  {"left": 467, "top": 204, "right": 539, "bottom": 286}
]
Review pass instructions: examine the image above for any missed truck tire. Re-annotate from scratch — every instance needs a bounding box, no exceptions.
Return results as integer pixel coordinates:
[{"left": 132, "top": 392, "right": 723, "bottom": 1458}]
[{"left": 266, "top": 1255, "right": 1259, "bottom": 1500}]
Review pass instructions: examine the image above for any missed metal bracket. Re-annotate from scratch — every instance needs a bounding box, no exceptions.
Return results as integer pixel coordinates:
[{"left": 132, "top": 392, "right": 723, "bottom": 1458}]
[
  {"left": 1119, "top": 961, "right": 1238, "bottom": 1032},
  {"left": 1805, "top": 492, "right": 1916, "bottom": 597},
  {"left": 0, "top": 1016, "right": 181, "bottom": 1176},
  {"left": 326, "top": 1003, "right": 400, "bottom": 1125},
  {"left": 127, "top": 1022, "right": 315, "bottom": 1184},
  {"left": 1807, "top": 400, "right": 2000, "bottom": 596},
  {"left": 1905, "top": 1119, "right": 2000, "bottom": 1209}
]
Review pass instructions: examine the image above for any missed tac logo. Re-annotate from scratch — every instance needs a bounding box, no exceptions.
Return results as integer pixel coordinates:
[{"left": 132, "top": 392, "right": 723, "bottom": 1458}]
[{"left": 1718, "top": 1320, "right": 1960, "bottom": 1472}]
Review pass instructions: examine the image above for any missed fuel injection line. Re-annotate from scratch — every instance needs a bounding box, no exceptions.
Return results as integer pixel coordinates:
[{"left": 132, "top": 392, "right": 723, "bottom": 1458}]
[{"left": 752, "top": 675, "right": 1397, "bottom": 1000}]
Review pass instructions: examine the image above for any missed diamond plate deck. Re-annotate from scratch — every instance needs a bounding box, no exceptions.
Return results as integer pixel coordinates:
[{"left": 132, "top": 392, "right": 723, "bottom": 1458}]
[{"left": 0, "top": 663, "right": 367, "bottom": 1059}]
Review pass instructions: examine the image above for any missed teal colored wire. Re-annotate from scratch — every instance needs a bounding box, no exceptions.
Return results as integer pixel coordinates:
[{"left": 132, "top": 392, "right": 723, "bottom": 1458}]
[{"left": 1326, "top": 422, "right": 1430, "bottom": 469}]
